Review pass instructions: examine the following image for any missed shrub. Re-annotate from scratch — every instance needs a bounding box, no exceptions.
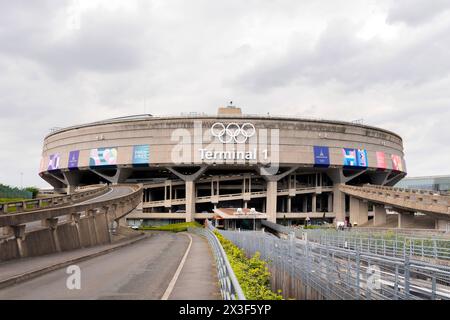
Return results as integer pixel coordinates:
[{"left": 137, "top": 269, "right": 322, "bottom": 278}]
[
  {"left": 214, "top": 231, "right": 283, "bottom": 300},
  {"left": 139, "top": 221, "right": 202, "bottom": 232}
]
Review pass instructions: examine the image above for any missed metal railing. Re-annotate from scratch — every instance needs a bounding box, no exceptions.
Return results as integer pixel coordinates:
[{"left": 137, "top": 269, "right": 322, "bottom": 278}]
[
  {"left": 0, "top": 184, "right": 109, "bottom": 214},
  {"left": 298, "top": 229, "right": 450, "bottom": 262},
  {"left": 188, "top": 225, "right": 246, "bottom": 300},
  {"left": 217, "top": 228, "right": 450, "bottom": 300},
  {"left": 263, "top": 221, "right": 450, "bottom": 262}
]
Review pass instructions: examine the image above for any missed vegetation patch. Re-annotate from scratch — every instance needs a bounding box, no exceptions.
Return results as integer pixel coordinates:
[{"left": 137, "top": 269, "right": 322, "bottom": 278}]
[
  {"left": 214, "top": 231, "right": 283, "bottom": 300},
  {"left": 139, "top": 221, "right": 202, "bottom": 232}
]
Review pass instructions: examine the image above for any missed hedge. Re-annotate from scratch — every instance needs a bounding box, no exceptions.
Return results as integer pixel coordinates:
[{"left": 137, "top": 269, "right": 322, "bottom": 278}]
[{"left": 214, "top": 231, "right": 283, "bottom": 300}]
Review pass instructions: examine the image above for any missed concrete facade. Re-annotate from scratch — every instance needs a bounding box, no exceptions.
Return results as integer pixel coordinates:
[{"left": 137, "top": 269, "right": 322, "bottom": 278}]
[{"left": 39, "top": 108, "right": 407, "bottom": 227}]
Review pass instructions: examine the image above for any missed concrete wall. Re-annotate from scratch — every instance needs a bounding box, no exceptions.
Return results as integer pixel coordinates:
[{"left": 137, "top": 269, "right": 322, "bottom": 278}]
[
  {"left": 0, "top": 214, "right": 111, "bottom": 262},
  {"left": 40, "top": 116, "right": 406, "bottom": 178}
]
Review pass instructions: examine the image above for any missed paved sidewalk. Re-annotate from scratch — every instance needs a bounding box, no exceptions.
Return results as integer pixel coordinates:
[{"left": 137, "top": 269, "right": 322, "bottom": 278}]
[
  {"left": 169, "top": 233, "right": 221, "bottom": 300},
  {"left": 0, "top": 232, "right": 149, "bottom": 287}
]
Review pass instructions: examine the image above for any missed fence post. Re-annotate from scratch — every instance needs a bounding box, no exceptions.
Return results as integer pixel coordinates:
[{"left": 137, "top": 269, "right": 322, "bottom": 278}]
[
  {"left": 355, "top": 249, "right": 361, "bottom": 299},
  {"left": 404, "top": 255, "right": 410, "bottom": 298}
]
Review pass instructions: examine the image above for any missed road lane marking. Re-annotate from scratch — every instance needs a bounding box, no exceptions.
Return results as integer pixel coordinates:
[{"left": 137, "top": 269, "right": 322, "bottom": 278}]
[{"left": 161, "top": 233, "right": 193, "bottom": 300}]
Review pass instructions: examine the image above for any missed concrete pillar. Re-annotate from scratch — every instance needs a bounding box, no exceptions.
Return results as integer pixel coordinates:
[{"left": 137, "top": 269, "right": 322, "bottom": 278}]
[
  {"left": 87, "top": 209, "right": 99, "bottom": 244},
  {"left": 71, "top": 212, "right": 83, "bottom": 247},
  {"left": 349, "top": 197, "right": 368, "bottom": 226},
  {"left": 349, "top": 197, "right": 359, "bottom": 226},
  {"left": 12, "top": 225, "right": 26, "bottom": 258},
  {"left": 435, "top": 219, "right": 450, "bottom": 232},
  {"left": 333, "top": 184, "right": 346, "bottom": 224},
  {"left": 266, "top": 180, "right": 277, "bottom": 223},
  {"left": 327, "top": 193, "right": 333, "bottom": 212},
  {"left": 102, "top": 206, "right": 113, "bottom": 243},
  {"left": 287, "top": 197, "right": 292, "bottom": 213},
  {"left": 65, "top": 185, "right": 76, "bottom": 195},
  {"left": 359, "top": 200, "right": 368, "bottom": 226},
  {"left": 43, "top": 217, "right": 61, "bottom": 252},
  {"left": 185, "top": 180, "right": 196, "bottom": 222},
  {"left": 312, "top": 194, "right": 317, "bottom": 213},
  {"left": 373, "top": 205, "right": 387, "bottom": 227},
  {"left": 398, "top": 212, "right": 414, "bottom": 229}
]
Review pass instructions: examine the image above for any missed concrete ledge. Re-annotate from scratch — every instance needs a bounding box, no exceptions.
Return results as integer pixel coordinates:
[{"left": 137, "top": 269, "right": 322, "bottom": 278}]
[{"left": 0, "top": 232, "right": 151, "bottom": 290}]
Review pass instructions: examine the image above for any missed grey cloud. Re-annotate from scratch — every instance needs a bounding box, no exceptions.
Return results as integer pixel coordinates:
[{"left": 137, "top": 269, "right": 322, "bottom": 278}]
[
  {"left": 232, "top": 19, "right": 450, "bottom": 92},
  {"left": 0, "top": 1, "right": 149, "bottom": 79},
  {"left": 386, "top": 0, "right": 450, "bottom": 26}
]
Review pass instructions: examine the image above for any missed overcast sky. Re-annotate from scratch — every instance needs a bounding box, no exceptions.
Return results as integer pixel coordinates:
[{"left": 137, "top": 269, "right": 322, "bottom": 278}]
[{"left": 1, "top": 0, "right": 449, "bottom": 188}]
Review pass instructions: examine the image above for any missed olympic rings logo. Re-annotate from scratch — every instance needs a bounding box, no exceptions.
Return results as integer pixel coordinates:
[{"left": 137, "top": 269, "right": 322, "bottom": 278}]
[{"left": 211, "top": 122, "right": 256, "bottom": 143}]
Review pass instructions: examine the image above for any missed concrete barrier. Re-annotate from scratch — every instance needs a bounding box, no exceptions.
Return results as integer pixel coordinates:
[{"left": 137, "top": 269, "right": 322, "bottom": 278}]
[{"left": 0, "top": 184, "right": 142, "bottom": 262}]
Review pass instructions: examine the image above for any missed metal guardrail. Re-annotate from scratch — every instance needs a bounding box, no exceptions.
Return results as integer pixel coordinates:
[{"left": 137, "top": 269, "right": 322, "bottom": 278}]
[
  {"left": 218, "top": 228, "right": 450, "bottom": 300},
  {"left": 263, "top": 221, "right": 450, "bottom": 262},
  {"left": 300, "top": 229, "right": 450, "bottom": 262},
  {"left": 188, "top": 224, "right": 246, "bottom": 300},
  {"left": 0, "top": 184, "right": 109, "bottom": 214},
  {"left": 0, "top": 184, "right": 142, "bottom": 227}
]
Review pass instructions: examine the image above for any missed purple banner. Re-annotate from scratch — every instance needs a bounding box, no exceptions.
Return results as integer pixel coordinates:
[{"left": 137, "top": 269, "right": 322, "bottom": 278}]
[{"left": 68, "top": 150, "right": 80, "bottom": 169}]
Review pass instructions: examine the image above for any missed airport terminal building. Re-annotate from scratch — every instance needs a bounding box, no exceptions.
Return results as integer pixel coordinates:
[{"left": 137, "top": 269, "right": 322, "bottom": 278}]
[{"left": 39, "top": 106, "right": 407, "bottom": 228}]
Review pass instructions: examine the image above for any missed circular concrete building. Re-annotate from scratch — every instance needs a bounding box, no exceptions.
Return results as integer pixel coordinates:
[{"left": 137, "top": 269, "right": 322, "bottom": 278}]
[{"left": 39, "top": 106, "right": 406, "bottom": 228}]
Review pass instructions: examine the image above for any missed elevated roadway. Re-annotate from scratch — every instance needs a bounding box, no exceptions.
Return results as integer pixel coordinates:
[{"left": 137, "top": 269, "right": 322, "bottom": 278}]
[{"left": 340, "top": 184, "right": 450, "bottom": 231}]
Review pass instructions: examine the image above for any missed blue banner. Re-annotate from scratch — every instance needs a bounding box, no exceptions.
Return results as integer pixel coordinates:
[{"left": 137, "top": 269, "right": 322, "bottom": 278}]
[
  {"left": 132, "top": 145, "right": 149, "bottom": 165},
  {"left": 343, "top": 148, "right": 368, "bottom": 167},
  {"left": 313, "top": 146, "right": 330, "bottom": 167}
]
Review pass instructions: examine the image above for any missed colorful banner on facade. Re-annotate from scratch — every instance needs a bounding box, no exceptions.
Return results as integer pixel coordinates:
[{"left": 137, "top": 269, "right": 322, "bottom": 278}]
[
  {"left": 343, "top": 148, "right": 368, "bottom": 167},
  {"left": 357, "top": 149, "right": 368, "bottom": 167},
  {"left": 392, "top": 154, "right": 403, "bottom": 171},
  {"left": 343, "top": 148, "right": 357, "bottom": 166},
  {"left": 68, "top": 150, "right": 80, "bottom": 169},
  {"left": 132, "top": 145, "right": 149, "bottom": 165},
  {"left": 89, "top": 147, "right": 118, "bottom": 166},
  {"left": 376, "top": 151, "right": 387, "bottom": 169},
  {"left": 313, "top": 146, "right": 330, "bottom": 167},
  {"left": 47, "top": 154, "right": 60, "bottom": 171}
]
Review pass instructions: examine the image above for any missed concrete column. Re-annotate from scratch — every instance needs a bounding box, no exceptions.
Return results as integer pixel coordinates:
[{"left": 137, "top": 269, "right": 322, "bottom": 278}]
[
  {"left": 287, "top": 197, "right": 292, "bottom": 213},
  {"left": 185, "top": 180, "right": 196, "bottom": 222},
  {"left": 349, "top": 197, "right": 359, "bottom": 226},
  {"left": 349, "top": 197, "right": 367, "bottom": 226},
  {"left": 87, "top": 209, "right": 99, "bottom": 244},
  {"left": 327, "top": 193, "right": 333, "bottom": 212},
  {"left": 266, "top": 180, "right": 277, "bottom": 223},
  {"left": 398, "top": 212, "right": 414, "bottom": 229},
  {"left": 373, "top": 205, "right": 387, "bottom": 227},
  {"left": 43, "top": 217, "right": 61, "bottom": 252},
  {"left": 12, "top": 225, "right": 26, "bottom": 258},
  {"left": 333, "top": 184, "right": 346, "bottom": 224},
  {"left": 102, "top": 206, "right": 113, "bottom": 243},
  {"left": 359, "top": 200, "right": 368, "bottom": 226},
  {"left": 435, "top": 219, "right": 450, "bottom": 232},
  {"left": 71, "top": 212, "right": 83, "bottom": 247},
  {"left": 312, "top": 194, "right": 317, "bottom": 213}
]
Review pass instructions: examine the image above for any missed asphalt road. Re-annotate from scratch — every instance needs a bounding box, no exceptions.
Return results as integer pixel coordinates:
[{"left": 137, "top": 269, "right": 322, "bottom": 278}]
[
  {"left": 77, "top": 185, "right": 134, "bottom": 205},
  {"left": 0, "top": 232, "right": 189, "bottom": 300}
]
